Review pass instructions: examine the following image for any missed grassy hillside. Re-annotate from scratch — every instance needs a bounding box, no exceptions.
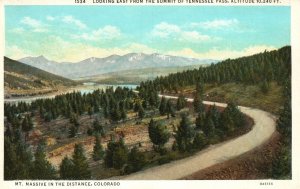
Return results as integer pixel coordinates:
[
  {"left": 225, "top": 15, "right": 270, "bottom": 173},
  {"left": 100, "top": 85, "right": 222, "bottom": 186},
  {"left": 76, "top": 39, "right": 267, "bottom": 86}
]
[
  {"left": 4, "top": 57, "right": 77, "bottom": 96},
  {"left": 139, "top": 46, "right": 290, "bottom": 116},
  {"left": 77, "top": 65, "right": 209, "bottom": 84},
  {"left": 171, "top": 82, "right": 283, "bottom": 115}
]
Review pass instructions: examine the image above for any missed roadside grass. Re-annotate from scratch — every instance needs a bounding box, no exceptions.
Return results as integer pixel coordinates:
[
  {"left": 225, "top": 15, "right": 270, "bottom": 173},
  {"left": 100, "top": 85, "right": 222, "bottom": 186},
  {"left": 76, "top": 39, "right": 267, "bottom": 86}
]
[{"left": 178, "top": 82, "right": 283, "bottom": 116}]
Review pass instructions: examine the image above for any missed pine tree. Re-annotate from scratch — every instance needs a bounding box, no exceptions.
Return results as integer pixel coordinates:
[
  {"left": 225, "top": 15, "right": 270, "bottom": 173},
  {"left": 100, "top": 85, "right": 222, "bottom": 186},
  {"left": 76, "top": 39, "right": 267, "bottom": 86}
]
[
  {"left": 134, "top": 101, "right": 140, "bottom": 112},
  {"left": 176, "top": 94, "right": 187, "bottom": 111},
  {"left": 149, "top": 91, "right": 160, "bottom": 108},
  {"left": 219, "top": 102, "right": 240, "bottom": 135},
  {"left": 22, "top": 116, "right": 33, "bottom": 133},
  {"left": 193, "top": 132, "right": 207, "bottom": 150},
  {"left": 138, "top": 103, "right": 145, "bottom": 119},
  {"left": 104, "top": 139, "right": 128, "bottom": 169},
  {"left": 196, "top": 82, "right": 205, "bottom": 97},
  {"left": 272, "top": 79, "right": 291, "bottom": 178},
  {"left": 148, "top": 119, "right": 170, "bottom": 153},
  {"left": 207, "top": 105, "right": 220, "bottom": 129},
  {"left": 59, "top": 156, "right": 74, "bottom": 179},
  {"left": 111, "top": 103, "right": 121, "bottom": 122},
  {"left": 93, "top": 118, "right": 104, "bottom": 136},
  {"left": 260, "top": 80, "right": 270, "bottom": 94},
  {"left": 31, "top": 141, "right": 56, "bottom": 179},
  {"left": 203, "top": 117, "right": 215, "bottom": 137},
  {"left": 166, "top": 99, "right": 175, "bottom": 119},
  {"left": 195, "top": 112, "right": 205, "bottom": 130},
  {"left": 159, "top": 96, "right": 167, "bottom": 115},
  {"left": 125, "top": 146, "right": 146, "bottom": 174},
  {"left": 4, "top": 136, "right": 33, "bottom": 180},
  {"left": 93, "top": 136, "right": 104, "bottom": 161},
  {"left": 193, "top": 93, "right": 205, "bottom": 113},
  {"left": 88, "top": 106, "right": 93, "bottom": 118},
  {"left": 121, "top": 107, "right": 127, "bottom": 121},
  {"left": 277, "top": 99, "right": 291, "bottom": 144},
  {"left": 72, "top": 144, "right": 91, "bottom": 179},
  {"left": 175, "top": 114, "right": 195, "bottom": 152}
]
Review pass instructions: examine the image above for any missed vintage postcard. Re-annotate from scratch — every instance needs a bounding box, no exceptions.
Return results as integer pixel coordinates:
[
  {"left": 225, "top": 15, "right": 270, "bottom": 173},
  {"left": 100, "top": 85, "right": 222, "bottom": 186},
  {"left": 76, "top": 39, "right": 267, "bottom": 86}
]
[{"left": 0, "top": 0, "right": 299, "bottom": 189}]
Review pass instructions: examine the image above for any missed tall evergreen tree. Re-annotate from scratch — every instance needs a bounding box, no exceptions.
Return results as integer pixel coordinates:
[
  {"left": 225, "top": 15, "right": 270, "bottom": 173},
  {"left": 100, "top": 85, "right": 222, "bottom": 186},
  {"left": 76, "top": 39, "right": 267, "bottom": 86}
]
[
  {"left": 193, "top": 93, "right": 205, "bottom": 113},
  {"left": 166, "top": 99, "right": 175, "bottom": 119},
  {"left": 4, "top": 136, "right": 33, "bottom": 180},
  {"left": 71, "top": 144, "right": 91, "bottom": 179},
  {"left": 195, "top": 112, "right": 205, "bottom": 130},
  {"left": 21, "top": 115, "right": 33, "bottom": 133},
  {"left": 111, "top": 103, "right": 121, "bottom": 122},
  {"left": 175, "top": 114, "right": 195, "bottom": 152},
  {"left": 176, "top": 94, "right": 187, "bottom": 111},
  {"left": 193, "top": 132, "right": 207, "bottom": 150},
  {"left": 148, "top": 119, "right": 170, "bottom": 152},
  {"left": 93, "top": 136, "right": 104, "bottom": 161},
  {"left": 138, "top": 103, "right": 145, "bottom": 119},
  {"left": 125, "top": 146, "right": 146, "bottom": 174},
  {"left": 93, "top": 118, "right": 104, "bottom": 136},
  {"left": 31, "top": 141, "right": 56, "bottom": 179},
  {"left": 203, "top": 117, "right": 215, "bottom": 137},
  {"left": 59, "top": 156, "right": 74, "bottom": 179},
  {"left": 159, "top": 96, "right": 167, "bottom": 115},
  {"left": 272, "top": 79, "right": 291, "bottom": 178},
  {"left": 207, "top": 105, "right": 220, "bottom": 129},
  {"left": 88, "top": 106, "right": 93, "bottom": 118},
  {"left": 276, "top": 99, "right": 291, "bottom": 144},
  {"left": 104, "top": 138, "right": 128, "bottom": 169}
]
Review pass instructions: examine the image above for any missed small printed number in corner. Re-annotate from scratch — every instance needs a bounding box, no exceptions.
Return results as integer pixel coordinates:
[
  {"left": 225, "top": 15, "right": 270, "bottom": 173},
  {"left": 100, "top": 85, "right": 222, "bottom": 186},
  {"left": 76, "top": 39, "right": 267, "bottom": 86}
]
[
  {"left": 75, "top": 0, "right": 86, "bottom": 3},
  {"left": 260, "top": 182, "right": 273, "bottom": 186}
]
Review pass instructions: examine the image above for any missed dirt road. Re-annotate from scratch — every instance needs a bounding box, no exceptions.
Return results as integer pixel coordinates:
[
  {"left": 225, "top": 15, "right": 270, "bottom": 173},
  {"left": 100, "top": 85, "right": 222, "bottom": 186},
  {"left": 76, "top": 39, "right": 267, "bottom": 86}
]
[{"left": 122, "top": 96, "right": 277, "bottom": 180}]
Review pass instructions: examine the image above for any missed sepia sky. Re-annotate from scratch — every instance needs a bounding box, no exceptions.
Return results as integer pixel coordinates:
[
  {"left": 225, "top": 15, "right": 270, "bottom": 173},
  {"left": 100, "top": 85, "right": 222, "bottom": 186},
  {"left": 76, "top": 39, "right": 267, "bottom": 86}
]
[{"left": 5, "top": 6, "right": 290, "bottom": 62}]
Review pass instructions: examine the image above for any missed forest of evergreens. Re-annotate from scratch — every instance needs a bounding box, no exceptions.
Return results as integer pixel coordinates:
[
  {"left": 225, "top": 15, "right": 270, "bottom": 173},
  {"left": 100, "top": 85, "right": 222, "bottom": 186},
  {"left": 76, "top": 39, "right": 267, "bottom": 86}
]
[{"left": 138, "top": 46, "right": 291, "bottom": 94}]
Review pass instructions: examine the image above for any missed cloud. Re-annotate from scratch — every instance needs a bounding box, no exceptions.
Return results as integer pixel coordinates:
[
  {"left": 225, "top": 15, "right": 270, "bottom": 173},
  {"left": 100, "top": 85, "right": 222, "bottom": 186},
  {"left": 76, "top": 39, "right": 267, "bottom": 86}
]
[
  {"left": 46, "top": 16, "right": 55, "bottom": 21},
  {"left": 72, "top": 25, "right": 122, "bottom": 41},
  {"left": 7, "top": 35, "right": 157, "bottom": 62},
  {"left": 21, "top": 17, "right": 41, "bottom": 28},
  {"left": 5, "top": 45, "right": 34, "bottom": 60},
  {"left": 7, "top": 35, "right": 277, "bottom": 63},
  {"left": 151, "top": 22, "right": 213, "bottom": 43},
  {"left": 167, "top": 45, "right": 276, "bottom": 60},
  {"left": 191, "top": 19, "right": 239, "bottom": 29},
  {"left": 11, "top": 27, "right": 24, "bottom": 34},
  {"left": 62, "top": 15, "right": 86, "bottom": 29},
  {"left": 151, "top": 22, "right": 181, "bottom": 38},
  {"left": 126, "top": 43, "right": 156, "bottom": 54},
  {"left": 179, "top": 31, "right": 211, "bottom": 42},
  {"left": 52, "top": 41, "right": 155, "bottom": 62},
  {"left": 21, "top": 16, "right": 48, "bottom": 32}
]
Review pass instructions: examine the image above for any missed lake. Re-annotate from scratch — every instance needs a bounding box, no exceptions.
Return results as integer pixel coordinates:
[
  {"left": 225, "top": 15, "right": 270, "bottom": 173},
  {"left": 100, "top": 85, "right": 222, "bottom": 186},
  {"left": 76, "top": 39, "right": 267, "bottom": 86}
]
[{"left": 5, "top": 84, "right": 138, "bottom": 104}]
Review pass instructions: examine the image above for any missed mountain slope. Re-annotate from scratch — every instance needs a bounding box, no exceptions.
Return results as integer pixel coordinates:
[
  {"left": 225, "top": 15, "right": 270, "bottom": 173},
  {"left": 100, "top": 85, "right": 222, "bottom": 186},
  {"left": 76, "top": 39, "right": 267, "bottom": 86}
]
[
  {"left": 4, "top": 57, "right": 76, "bottom": 95},
  {"left": 77, "top": 64, "right": 209, "bottom": 84},
  {"left": 18, "top": 53, "right": 217, "bottom": 79}
]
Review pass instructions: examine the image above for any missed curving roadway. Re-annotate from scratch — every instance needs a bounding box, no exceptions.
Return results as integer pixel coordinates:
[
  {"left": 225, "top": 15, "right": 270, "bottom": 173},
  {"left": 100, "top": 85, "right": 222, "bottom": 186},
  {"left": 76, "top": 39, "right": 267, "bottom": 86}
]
[{"left": 122, "top": 95, "right": 277, "bottom": 180}]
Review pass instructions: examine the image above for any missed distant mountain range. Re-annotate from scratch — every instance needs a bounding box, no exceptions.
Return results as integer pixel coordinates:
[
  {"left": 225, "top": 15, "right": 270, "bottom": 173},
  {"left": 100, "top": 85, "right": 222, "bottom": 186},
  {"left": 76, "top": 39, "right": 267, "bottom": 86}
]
[
  {"left": 18, "top": 53, "right": 217, "bottom": 79},
  {"left": 77, "top": 65, "right": 210, "bottom": 85}
]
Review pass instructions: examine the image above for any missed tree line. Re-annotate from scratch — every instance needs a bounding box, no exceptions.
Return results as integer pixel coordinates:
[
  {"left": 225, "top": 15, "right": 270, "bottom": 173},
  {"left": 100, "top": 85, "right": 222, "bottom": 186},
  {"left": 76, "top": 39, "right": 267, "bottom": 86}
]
[{"left": 138, "top": 46, "right": 291, "bottom": 94}]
